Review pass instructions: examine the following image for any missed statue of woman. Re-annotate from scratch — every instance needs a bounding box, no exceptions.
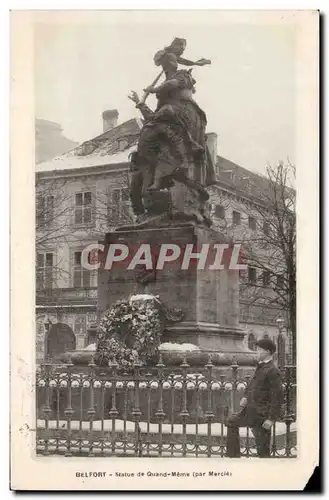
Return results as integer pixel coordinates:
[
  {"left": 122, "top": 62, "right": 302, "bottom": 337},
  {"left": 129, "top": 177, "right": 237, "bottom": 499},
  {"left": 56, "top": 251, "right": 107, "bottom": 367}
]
[
  {"left": 127, "top": 40, "right": 215, "bottom": 227},
  {"left": 153, "top": 37, "right": 211, "bottom": 79}
]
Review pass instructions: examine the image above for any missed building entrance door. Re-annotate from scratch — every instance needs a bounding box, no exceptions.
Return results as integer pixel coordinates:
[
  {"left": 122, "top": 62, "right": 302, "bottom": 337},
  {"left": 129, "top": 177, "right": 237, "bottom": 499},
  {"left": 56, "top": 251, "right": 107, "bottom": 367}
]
[{"left": 45, "top": 322, "right": 76, "bottom": 360}]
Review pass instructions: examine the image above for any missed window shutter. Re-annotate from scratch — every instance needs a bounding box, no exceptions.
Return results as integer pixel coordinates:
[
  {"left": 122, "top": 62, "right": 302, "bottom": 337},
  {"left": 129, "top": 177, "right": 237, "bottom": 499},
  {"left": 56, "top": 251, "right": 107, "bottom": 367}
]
[
  {"left": 82, "top": 268, "right": 91, "bottom": 287},
  {"left": 84, "top": 207, "right": 92, "bottom": 223},
  {"left": 36, "top": 195, "right": 45, "bottom": 226},
  {"left": 47, "top": 196, "right": 54, "bottom": 223},
  {"left": 46, "top": 253, "right": 53, "bottom": 266},
  {"left": 248, "top": 267, "right": 257, "bottom": 284},
  {"left": 107, "top": 189, "right": 113, "bottom": 221},
  {"left": 73, "top": 270, "right": 80, "bottom": 287},
  {"left": 36, "top": 253, "right": 44, "bottom": 290},
  {"left": 233, "top": 211, "right": 241, "bottom": 226},
  {"left": 262, "top": 270, "right": 270, "bottom": 287},
  {"left": 248, "top": 216, "right": 256, "bottom": 230},
  {"left": 75, "top": 193, "right": 83, "bottom": 206},
  {"left": 75, "top": 207, "right": 83, "bottom": 224},
  {"left": 84, "top": 192, "right": 92, "bottom": 206},
  {"left": 37, "top": 253, "right": 45, "bottom": 268},
  {"left": 263, "top": 221, "right": 270, "bottom": 236},
  {"left": 215, "top": 204, "right": 225, "bottom": 219},
  {"left": 113, "top": 189, "right": 121, "bottom": 205},
  {"left": 45, "top": 266, "right": 53, "bottom": 288}
]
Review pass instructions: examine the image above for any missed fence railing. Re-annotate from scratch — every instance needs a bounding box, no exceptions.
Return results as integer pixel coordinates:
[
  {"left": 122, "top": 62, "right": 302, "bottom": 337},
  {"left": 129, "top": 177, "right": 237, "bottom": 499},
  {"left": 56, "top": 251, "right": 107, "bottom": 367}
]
[{"left": 36, "top": 355, "right": 297, "bottom": 458}]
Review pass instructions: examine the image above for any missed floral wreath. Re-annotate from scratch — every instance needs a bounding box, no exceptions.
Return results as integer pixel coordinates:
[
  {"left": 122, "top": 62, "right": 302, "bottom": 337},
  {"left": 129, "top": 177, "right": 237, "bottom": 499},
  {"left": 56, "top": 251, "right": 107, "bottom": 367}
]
[{"left": 94, "top": 297, "right": 163, "bottom": 369}]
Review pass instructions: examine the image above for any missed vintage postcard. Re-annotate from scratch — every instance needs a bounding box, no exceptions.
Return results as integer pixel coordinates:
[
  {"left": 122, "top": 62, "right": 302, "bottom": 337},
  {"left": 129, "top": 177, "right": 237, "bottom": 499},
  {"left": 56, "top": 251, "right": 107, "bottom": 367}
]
[{"left": 10, "top": 9, "right": 319, "bottom": 491}]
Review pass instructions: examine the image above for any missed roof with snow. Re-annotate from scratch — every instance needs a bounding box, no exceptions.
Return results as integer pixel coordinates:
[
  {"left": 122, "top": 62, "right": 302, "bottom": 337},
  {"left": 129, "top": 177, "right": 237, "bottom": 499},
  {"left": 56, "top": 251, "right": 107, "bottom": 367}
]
[
  {"left": 36, "top": 118, "right": 142, "bottom": 173},
  {"left": 216, "top": 156, "right": 273, "bottom": 201},
  {"left": 36, "top": 115, "right": 287, "bottom": 204}
]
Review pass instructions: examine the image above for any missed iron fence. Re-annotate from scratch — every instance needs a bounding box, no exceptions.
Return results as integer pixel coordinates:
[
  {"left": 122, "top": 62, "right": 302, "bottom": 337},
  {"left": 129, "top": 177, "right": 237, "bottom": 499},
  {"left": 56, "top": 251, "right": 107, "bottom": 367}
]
[{"left": 36, "top": 355, "right": 296, "bottom": 458}]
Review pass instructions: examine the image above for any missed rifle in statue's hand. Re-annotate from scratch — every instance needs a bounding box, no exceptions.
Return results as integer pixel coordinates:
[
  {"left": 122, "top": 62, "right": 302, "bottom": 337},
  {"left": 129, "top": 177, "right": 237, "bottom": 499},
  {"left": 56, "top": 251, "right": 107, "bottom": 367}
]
[{"left": 140, "top": 70, "right": 164, "bottom": 104}]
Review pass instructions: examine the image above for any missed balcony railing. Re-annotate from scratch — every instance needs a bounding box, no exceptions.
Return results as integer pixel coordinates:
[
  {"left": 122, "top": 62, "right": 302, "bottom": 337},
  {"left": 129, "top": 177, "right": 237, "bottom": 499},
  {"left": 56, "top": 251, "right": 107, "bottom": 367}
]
[{"left": 36, "top": 287, "right": 98, "bottom": 305}]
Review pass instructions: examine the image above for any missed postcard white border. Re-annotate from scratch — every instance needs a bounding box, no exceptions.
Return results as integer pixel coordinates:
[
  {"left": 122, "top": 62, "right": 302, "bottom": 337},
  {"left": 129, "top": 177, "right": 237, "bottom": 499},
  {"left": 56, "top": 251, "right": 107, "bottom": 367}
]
[{"left": 10, "top": 9, "right": 319, "bottom": 491}]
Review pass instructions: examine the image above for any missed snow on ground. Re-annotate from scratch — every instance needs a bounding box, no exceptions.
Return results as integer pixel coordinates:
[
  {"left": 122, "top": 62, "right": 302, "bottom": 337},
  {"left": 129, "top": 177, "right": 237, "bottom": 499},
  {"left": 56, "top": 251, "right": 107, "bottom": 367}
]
[
  {"left": 37, "top": 444, "right": 251, "bottom": 457},
  {"left": 37, "top": 418, "right": 296, "bottom": 437}
]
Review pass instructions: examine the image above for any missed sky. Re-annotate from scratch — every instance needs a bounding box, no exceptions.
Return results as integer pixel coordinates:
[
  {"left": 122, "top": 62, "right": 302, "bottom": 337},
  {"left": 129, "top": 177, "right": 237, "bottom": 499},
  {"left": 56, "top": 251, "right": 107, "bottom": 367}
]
[{"left": 35, "top": 13, "right": 296, "bottom": 175}]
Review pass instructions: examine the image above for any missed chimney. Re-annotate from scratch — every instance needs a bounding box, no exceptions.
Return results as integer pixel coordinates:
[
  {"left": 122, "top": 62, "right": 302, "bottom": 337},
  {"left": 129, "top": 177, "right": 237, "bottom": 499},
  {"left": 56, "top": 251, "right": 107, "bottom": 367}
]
[
  {"left": 206, "top": 132, "right": 218, "bottom": 174},
  {"left": 102, "top": 109, "right": 119, "bottom": 132}
]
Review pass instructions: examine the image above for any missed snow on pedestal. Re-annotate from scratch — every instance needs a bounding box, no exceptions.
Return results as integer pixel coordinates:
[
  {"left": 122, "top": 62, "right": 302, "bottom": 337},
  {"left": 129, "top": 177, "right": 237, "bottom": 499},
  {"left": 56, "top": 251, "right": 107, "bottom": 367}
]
[
  {"left": 130, "top": 294, "right": 157, "bottom": 302},
  {"left": 82, "top": 343, "right": 97, "bottom": 351},
  {"left": 159, "top": 342, "right": 200, "bottom": 352}
]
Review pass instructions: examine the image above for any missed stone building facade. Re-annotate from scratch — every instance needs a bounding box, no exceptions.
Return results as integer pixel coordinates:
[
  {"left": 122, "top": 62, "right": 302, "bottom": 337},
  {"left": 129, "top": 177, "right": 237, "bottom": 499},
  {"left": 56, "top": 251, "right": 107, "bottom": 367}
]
[{"left": 35, "top": 111, "right": 290, "bottom": 362}]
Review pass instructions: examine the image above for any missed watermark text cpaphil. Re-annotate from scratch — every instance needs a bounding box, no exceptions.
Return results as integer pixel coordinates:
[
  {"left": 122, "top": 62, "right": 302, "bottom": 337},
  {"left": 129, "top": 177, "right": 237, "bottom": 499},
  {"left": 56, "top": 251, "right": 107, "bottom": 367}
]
[{"left": 81, "top": 242, "right": 247, "bottom": 271}]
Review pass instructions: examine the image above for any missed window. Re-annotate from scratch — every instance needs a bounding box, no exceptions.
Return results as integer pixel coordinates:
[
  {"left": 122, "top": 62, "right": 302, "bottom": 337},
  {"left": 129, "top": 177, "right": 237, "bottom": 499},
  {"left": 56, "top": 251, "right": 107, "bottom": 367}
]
[
  {"left": 80, "top": 142, "right": 96, "bottom": 156},
  {"left": 263, "top": 221, "right": 270, "bottom": 236},
  {"left": 36, "top": 195, "right": 54, "bottom": 226},
  {"left": 276, "top": 274, "right": 284, "bottom": 289},
  {"left": 108, "top": 187, "right": 131, "bottom": 222},
  {"left": 262, "top": 270, "right": 270, "bottom": 287},
  {"left": 36, "top": 252, "right": 53, "bottom": 289},
  {"left": 74, "top": 191, "right": 92, "bottom": 225},
  {"left": 248, "top": 216, "right": 256, "bottom": 230},
  {"left": 73, "top": 251, "right": 91, "bottom": 288},
  {"left": 215, "top": 204, "right": 225, "bottom": 219},
  {"left": 74, "top": 316, "right": 86, "bottom": 336},
  {"left": 118, "top": 138, "right": 129, "bottom": 151},
  {"left": 248, "top": 267, "right": 257, "bottom": 284},
  {"left": 232, "top": 210, "right": 241, "bottom": 226}
]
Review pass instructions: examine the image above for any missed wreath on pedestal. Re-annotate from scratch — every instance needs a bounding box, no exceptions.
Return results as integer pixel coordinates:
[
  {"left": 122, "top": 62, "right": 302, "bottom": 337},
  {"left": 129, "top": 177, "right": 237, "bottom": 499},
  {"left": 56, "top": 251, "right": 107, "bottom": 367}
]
[{"left": 94, "top": 296, "right": 163, "bottom": 369}]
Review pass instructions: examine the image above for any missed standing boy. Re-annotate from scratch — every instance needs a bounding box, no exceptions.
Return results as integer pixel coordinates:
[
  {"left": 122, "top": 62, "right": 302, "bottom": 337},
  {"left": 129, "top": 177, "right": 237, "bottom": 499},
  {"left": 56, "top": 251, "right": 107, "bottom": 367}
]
[{"left": 226, "top": 338, "right": 284, "bottom": 457}]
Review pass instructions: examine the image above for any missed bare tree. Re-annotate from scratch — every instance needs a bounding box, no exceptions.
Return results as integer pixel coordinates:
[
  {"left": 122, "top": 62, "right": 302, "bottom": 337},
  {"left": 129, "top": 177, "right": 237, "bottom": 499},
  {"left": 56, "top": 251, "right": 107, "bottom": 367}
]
[
  {"left": 36, "top": 174, "right": 135, "bottom": 293},
  {"left": 36, "top": 179, "right": 74, "bottom": 250},
  {"left": 214, "top": 162, "right": 296, "bottom": 363}
]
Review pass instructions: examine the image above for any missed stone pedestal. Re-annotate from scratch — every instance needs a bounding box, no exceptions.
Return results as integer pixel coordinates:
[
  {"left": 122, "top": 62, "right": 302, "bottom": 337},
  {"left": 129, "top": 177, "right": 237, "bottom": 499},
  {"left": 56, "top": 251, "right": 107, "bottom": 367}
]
[{"left": 98, "top": 224, "right": 249, "bottom": 356}]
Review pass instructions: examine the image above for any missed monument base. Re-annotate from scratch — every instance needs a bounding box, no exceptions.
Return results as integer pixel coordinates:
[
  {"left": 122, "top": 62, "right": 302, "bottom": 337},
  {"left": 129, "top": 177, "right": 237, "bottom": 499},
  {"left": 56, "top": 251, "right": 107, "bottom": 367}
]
[
  {"left": 98, "top": 224, "right": 251, "bottom": 359},
  {"left": 164, "top": 321, "right": 246, "bottom": 352}
]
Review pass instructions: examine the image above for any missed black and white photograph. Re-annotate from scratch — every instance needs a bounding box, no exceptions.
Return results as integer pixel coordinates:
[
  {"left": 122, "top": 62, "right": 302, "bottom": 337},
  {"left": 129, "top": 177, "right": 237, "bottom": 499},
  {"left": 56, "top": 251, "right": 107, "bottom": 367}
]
[{"left": 10, "top": 9, "right": 319, "bottom": 491}]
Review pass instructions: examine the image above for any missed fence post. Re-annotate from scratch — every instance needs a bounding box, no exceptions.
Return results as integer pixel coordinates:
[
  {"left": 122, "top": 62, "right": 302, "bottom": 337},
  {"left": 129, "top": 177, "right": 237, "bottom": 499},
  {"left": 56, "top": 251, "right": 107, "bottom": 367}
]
[
  {"left": 42, "top": 361, "right": 52, "bottom": 456},
  {"left": 244, "top": 373, "right": 251, "bottom": 457},
  {"left": 277, "top": 333, "right": 286, "bottom": 370},
  {"left": 155, "top": 354, "right": 165, "bottom": 457},
  {"left": 205, "top": 354, "right": 214, "bottom": 458},
  {"left": 230, "top": 357, "right": 239, "bottom": 414},
  {"left": 64, "top": 356, "right": 74, "bottom": 457},
  {"left": 132, "top": 361, "right": 142, "bottom": 457},
  {"left": 179, "top": 353, "right": 190, "bottom": 457},
  {"left": 219, "top": 373, "right": 226, "bottom": 457},
  {"left": 108, "top": 361, "right": 119, "bottom": 455},
  {"left": 284, "top": 365, "right": 296, "bottom": 457},
  {"left": 87, "top": 355, "right": 96, "bottom": 457}
]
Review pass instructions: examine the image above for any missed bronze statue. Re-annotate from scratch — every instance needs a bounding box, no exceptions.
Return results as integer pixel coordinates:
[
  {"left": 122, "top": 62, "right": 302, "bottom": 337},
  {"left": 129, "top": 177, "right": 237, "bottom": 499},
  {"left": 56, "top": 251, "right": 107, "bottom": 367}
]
[
  {"left": 153, "top": 37, "right": 211, "bottom": 79},
  {"left": 139, "top": 38, "right": 211, "bottom": 108},
  {"left": 125, "top": 38, "right": 215, "bottom": 229}
]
